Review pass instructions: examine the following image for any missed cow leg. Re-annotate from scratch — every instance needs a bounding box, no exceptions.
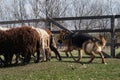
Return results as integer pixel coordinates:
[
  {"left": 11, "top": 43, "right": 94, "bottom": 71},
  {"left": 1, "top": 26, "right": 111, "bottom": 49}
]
[
  {"left": 27, "top": 54, "right": 31, "bottom": 63},
  {"left": 41, "top": 48, "right": 47, "bottom": 62},
  {"left": 15, "top": 53, "right": 20, "bottom": 64},
  {"left": 4, "top": 54, "right": 9, "bottom": 66},
  {"left": 0, "top": 57, "right": 4, "bottom": 67},
  {"left": 34, "top": 49, "right": 40, "bottom": 63},
  {"left": 22, "top": 53, "right": 31, "bottom": 64},
  {"left": 4, "top": 53, "right": 13, "bottom": 66},
  {"left": 9, "top": 53, "right": 14, "bottom": 65},
  {"left": 50, "top": 45, "right": 62, "bottom": 61},
  {"left": 45, "top": 48, "right": 51, "bottom": 61}
]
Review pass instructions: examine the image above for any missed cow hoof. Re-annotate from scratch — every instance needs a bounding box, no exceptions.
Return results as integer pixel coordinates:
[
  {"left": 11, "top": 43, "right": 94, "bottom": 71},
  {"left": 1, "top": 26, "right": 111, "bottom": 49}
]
[{"left": 34, "top": 60, "right": 39, "bottom": 63}]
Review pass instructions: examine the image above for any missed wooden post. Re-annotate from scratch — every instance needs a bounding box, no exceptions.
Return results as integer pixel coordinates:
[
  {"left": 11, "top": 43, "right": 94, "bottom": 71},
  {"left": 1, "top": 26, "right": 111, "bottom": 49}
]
[
  {"left": 110, "top": 15, "right": 115, "bottom": 58},
  {"left": 47, "top": 17, "right": 73, "bottom": 33}
]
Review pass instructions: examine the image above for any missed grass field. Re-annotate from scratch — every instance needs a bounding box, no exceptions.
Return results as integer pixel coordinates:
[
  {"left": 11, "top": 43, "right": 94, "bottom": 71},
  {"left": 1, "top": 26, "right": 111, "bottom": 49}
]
[{"left": 0, "top": 56, "right": 120, "bottom": 80}]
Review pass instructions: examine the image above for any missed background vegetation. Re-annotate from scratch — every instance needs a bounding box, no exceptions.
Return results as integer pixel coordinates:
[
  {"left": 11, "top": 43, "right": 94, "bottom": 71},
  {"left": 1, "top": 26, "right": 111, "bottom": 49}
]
[{"left": 0, "top": 0, "right": 120, "bottom": 30}]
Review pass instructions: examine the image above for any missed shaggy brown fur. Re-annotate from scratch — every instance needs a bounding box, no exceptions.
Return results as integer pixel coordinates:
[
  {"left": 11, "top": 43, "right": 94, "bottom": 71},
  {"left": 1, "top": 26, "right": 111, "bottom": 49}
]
[
  {"left": 0, "top": 30, "right": 8, "bottom": 66},
  {"left": 58, "top": 30, "right": 106, "bottom": 64},
  {"left": 0, "top": 26, "right": 41, "bottom": 66}
]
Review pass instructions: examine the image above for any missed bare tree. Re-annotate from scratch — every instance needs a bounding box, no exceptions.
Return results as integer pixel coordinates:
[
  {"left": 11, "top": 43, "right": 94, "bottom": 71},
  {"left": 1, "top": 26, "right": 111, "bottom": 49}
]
[
  {"left": 10, "top": 0, "right": 28, "bottom": 26},
  {"left": 45, "top": 0, "right": 69, "bottom": 29},
  {"left": 0, "top": 0, "right": 119, "bottom": 30},
  {"left": 71, "top": 0, "right": 119, "bottom": 30}
]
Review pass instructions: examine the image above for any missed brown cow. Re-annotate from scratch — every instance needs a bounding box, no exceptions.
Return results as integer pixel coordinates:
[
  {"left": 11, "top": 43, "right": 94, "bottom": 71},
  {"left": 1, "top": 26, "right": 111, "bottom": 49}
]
[{"left": 0, "top": 26, "right": 41, "bottom": 66}]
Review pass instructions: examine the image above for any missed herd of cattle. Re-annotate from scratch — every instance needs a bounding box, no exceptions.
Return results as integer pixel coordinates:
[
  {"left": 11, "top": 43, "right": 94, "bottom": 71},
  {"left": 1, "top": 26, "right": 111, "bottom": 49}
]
[
  {"left": 0, "top": 26, "right": 61, "bottom": 67},
  {"left": 0, "top": 25, "right": 107, "bottom": 67}
]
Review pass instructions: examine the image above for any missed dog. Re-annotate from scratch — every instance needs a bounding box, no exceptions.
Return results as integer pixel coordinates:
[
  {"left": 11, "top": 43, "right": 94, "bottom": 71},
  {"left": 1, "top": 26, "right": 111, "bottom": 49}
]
[{"left": 57, "top": 30, "right": 107, "bottom": 64}]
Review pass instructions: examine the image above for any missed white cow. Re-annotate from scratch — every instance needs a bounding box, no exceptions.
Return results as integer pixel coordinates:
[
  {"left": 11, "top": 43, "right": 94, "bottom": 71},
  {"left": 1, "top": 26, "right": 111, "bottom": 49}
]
[{"left": 32, "top": 27, "right": 51, "bottom": 61}]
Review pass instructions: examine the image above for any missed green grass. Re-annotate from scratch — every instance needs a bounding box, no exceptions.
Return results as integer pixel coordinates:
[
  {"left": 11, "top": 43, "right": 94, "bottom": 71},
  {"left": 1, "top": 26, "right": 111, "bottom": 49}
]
[{"left": 0, "top": 57, "right": 120, "bottom": 80}]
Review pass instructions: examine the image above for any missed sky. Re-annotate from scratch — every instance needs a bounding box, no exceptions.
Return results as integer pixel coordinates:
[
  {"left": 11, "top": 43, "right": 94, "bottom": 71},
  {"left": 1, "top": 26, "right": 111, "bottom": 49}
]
[
  {"left": 1, "top": 0, "right": 120, "bottom": 19},
  {"left": 0, "top": 0, "right": 120, "bottom": 29}
]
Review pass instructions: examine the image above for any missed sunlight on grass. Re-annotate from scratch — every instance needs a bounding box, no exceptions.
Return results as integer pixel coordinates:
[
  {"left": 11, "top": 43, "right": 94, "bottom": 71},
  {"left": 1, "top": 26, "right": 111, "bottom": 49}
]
[
  {"left": 0, "top": 58, "right": 120, "bottom": 80},
  {"left": 0, "top": 48, "right": 120, "bottom": 80}
]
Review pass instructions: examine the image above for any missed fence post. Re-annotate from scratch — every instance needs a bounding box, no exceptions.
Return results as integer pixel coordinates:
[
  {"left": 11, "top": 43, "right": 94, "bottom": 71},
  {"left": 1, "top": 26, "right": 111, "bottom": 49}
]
[
  {"left": 110, "top": 15, "right": 115, "bottom": 58},
  {"left": 47, "top": 17, "right": 73, "bottom": 33}
]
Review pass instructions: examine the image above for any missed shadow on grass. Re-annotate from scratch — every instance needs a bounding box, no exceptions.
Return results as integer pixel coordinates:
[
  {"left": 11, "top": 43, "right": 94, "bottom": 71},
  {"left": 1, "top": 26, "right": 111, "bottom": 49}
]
[
  {"left": 58, "top": 59, "right": 102, "bottom": 65},
  {"left": 0, "top": 60, "right": 40, "bottom": 68},
  {"left": 0, "top": 63, "right": 28, "bottom": 68},
  {"left": 116, "top": 52, "right": 120, "bottom": 59}
]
